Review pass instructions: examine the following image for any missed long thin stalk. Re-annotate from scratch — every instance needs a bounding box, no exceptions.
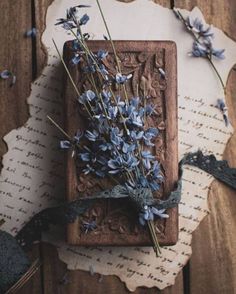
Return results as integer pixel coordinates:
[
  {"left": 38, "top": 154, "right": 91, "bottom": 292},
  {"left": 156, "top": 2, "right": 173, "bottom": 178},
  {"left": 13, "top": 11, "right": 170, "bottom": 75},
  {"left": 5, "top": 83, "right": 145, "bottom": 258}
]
[
  {"left": 95, "top": 0, "right": 129, "bottom": 103},
  {"left": 52, "top": 39, "right": 92, "bottom": 119}
]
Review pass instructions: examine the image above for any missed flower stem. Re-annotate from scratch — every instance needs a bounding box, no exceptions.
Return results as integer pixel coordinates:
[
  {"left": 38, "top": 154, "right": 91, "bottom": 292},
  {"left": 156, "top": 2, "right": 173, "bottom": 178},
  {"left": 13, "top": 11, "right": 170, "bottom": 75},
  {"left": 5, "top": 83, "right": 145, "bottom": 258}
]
[
  {"left": 206, "top": 56, "right": 226, "bottom": 94},
  {"left": 52, "top": 39, "right": 92, "bottom": 119},
  {"left": 95, "top": 0, "right": 129, "bottom": 104},
  {"left": 47, "top": 115, "right": 71, "bottom": 140},
  {"left": 147, "top": 220, "right": 162, "bottom": 257}
]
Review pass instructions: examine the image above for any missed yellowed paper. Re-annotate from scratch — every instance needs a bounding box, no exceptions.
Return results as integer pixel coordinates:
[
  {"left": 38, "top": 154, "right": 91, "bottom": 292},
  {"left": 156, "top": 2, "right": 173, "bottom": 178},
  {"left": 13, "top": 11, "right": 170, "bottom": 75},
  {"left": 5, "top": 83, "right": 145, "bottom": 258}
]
[{"left": 1, "top": 0, "right": 236, "bottom": 291}]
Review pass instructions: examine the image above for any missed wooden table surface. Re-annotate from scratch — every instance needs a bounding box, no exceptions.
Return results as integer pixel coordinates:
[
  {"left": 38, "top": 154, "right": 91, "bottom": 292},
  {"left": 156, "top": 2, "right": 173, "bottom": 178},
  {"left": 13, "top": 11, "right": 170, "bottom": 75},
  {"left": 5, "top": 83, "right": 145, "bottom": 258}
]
[{"left": 0, "top": 0, "right": 235, "bottom": 293}]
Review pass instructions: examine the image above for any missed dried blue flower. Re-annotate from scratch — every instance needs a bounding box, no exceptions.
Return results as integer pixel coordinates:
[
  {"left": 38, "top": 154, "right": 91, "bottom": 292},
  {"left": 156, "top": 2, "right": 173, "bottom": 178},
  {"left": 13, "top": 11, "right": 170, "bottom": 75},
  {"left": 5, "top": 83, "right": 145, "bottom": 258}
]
[
  {"left": 211, "top": 48, "right": 225, "bottom": 59},
  {"left": 71, "top": 53, "right": 81, "bottom": 65},
  {"left": 72, "top": 40, "right": 81, "bottom": 51},
  {"left": 145, "top": 104, "right": 157, "bottom": 116},
  {"left": 99, "top": 64, "right": 109, "bottom": 77},
  {"left": 25, "top": 28, "right": 37, "bottom": 38},
  {"left": 1, "top": 70, "right": 11, "bottom": 80},
  {"left": 60, "top": 140, "right": 71, "bottom": 149},
  {"left": 85, "top": 130, "right": 99, "bottom": 141},
  {"left": 79, "top": 90, "right": 96, "bottom": 104},
  {"left": 191, "top": 40, "right": 225, "bottom": 60},
  {"left": 158, "top": 68, "right": 166, "bottom": 78},
  {"left": 122, "top": 142, "right": 135, "bottom": 154},
  {"left": 115, "top": 73, "right": 132, "bottom": 84},
  {"left": 0, "top": 70, "right": 16, "bottom": 87},
  {"left": 110, "top": 127, "right": 123, "bottom": 146},
  {"left": 74, "top": 130, "right": 83, "bottom": 143},
  {"left": 82, "top": 220, "right": 97, "bottom": 233},
  {"left": 127, "top": 111, "right": 143, "bottom": 127},
  {"left": 141, "top": 151, "right": 155, "bottom": 170},
  {"left": 108, "top": 105, "right": 118, "bottom": 120},
  {"left": 96, "top": 50, "right": 108, "bottom": 60},
  {"left": 130, "top": 130, "right": 144, "bottom": 141},
  {"left": 80, "top": 14, "right": 89, "bottom": 25},
  {"left": 187, "top": 16, "right": 213, "bottom": 39},
  {"left": 190, "top": 41, "right": 208, "bottom": 57},
  {"left": 217, "top": 99, "right": 229, "bottom": 126},
  {"left": 80, "top": 152, "right": 90, "bottom": 161},
  {"left": 108, "top": 153, "right": 139, "bottom": 174},
  {"left": 143, "top": 128, "right": 159, "bottom": 146},
  {"left": 139, "top": 206, "right": 169, "bottom": 226},
  {"left": 101, "top": 90, "right": 112, "bottom": 104}
]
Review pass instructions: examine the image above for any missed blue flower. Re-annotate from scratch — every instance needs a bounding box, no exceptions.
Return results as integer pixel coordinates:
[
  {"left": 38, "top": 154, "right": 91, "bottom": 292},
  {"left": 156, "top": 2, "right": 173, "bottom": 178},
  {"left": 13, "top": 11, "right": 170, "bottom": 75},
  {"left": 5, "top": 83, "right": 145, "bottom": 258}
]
[
  {"left": 99, "top": 142, "right": 113, "bottom": 151},
  {"left": 187, "top": 16, "right": 214, "bottom": 39},
  {"left": 211, "top": 48, "right": 225, "bottom": 59},
  {"left": 143, "top": 128, "right": 159, "bottom": 146},
  {"left": 191, "top": 41, "right": 208, "bottom": 57},
  {"left": 71, "top": 53, "right": 81, "bottom": 65},
  {"left": 83, "top": 164, "right": 95, "bottom": 175},
  {"left": 217, "top": 99, "right": 229, "bottom": 126},
  {"left": 82, "top": 220, "right": 97, "bottom": 234},
  {"left": 78, "top": 90, "right": 96, "bottom": 104},
  {"left": 85, "top": 130, "right": 99, "bottom": 141},
  {"left": 145, "top": 104, "right": 157, "bottom": 116},
  {"left": 74, "top": 130, "right": 83, "bottom": 143},
  {"left": 80, "top": 14, "right": 89, "bottom": 25},
  {"left": 158, "top": 68, "right": 166, "bottom": 78},
  {"left": 108, "top": 153, "right": 139, "bottom": 174},
  {"left": 99, "top": 64, "right": 109, "bottom": 75},
  {"left": 130, "top": 130, "right": 144, "bottom": 141},
  {"left": 127, "top": 111, "right": 143, "bottom": 127},
  {"left": 0, "top": 70, "right": 16, "bottom": 87},
  {"left": 72, "top": 39, "right": 81, "bottom": 51},
  {"left": 122, "top": 142, "right": 135, "bottom": 154},
  {"left": 115, "top": 73, "right": 132, "bottom": 84},
  {"left": 97, "top": 50, "right": 108, "bottom": 60},
  {"left": 60, "top": 140, "right": 71, "bottom": 149},
  {"left": 25, "top": 28, "right": 37, "bottom": 38},
  {"left": 191, "top": 40, "right": 225, "bottom": 59},
  {"left": 139, "top": 206, "right": 169, "bottom": 226},
  {"left": 108, "top": 105, "right": 118, "bottom": 120},
  {"left": 101, "top": 90, "right": 111, "bottom": 104},
  {"left": 110, "top": 127, "right": 123, "bottom": 146},
  {"left": 141, "top": 151, "right": 155, "bottom": 170},
  {"left": 79, "top": 152, "right": 90, "bottom": 161}
]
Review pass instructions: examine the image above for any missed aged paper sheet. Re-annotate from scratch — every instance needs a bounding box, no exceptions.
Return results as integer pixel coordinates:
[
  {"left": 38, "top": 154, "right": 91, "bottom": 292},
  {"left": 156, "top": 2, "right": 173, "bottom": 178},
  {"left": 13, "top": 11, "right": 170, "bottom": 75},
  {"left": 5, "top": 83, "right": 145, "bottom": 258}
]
[{"left": 1, "top": 0, "right": 236, "bottom": 290}]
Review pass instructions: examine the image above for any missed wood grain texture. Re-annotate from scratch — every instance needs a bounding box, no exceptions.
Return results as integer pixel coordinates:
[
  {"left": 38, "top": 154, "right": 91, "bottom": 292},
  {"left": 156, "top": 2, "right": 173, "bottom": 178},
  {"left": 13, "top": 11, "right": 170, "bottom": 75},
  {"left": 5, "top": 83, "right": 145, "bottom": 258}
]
[
  {"left": 0, "top": 0, "right": 31, "bottom": 161},
  {"left": 0, "top": 1, "right": 43, "bottom": 293},
  {"left": 174, "top": 0, "right": 236, "bottom": 293},
  {"left": 64, "top": 40, "right": 178, "bottom": 246}
]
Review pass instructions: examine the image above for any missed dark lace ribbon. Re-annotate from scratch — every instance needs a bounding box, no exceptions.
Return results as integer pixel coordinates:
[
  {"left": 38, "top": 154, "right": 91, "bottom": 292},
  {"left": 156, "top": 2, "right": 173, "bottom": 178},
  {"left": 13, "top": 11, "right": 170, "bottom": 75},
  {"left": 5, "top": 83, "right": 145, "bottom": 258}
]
[{"left": 14, "top": 151, "right": 236, "bottom": 249}]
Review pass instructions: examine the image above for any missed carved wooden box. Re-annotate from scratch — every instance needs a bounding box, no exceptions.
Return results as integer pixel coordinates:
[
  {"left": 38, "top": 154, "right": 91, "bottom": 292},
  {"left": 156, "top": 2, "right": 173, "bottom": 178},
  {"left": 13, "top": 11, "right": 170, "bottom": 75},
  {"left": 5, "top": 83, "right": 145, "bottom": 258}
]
[{"left": 63, "top": 41, "right": 178, "bottom": 246}]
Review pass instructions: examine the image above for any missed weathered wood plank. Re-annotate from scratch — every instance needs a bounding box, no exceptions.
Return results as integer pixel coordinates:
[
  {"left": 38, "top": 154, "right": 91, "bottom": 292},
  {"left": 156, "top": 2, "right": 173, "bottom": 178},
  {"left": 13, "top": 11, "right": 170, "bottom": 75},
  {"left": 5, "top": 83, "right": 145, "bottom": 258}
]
[
  {"left": 0, "top": 0, "right": 31, "bottom": 158},
  {"left": 34, "top": 0, "right": 54, "bottom": 76},
  {"left": 174, "top": 0, "right": 236, "bottom": 293},
  {"left": 0, "top": 1, "right": 43, "bottom": 293}
]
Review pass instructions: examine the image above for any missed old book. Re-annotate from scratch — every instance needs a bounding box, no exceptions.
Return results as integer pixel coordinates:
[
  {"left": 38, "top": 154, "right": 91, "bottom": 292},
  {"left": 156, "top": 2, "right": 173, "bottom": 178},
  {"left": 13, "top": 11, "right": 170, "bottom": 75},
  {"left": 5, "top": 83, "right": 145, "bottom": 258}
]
[{"left": 63, "top": 40, "right": 178, "bottom": 246}]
